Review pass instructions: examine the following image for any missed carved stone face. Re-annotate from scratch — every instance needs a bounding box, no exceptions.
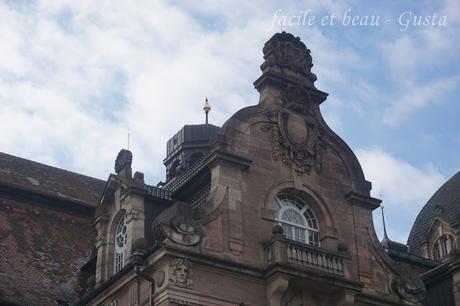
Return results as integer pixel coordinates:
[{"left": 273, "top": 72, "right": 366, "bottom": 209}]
[
  {"left": 170, "top": 258, "right": 193, "bottom": 288},
  {"left": 175, "top": 264, "right": 189, "bottom": 284}
]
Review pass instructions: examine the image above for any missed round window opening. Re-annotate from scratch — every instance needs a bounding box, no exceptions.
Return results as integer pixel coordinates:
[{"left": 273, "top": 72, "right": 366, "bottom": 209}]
[{"left": 272, "top": 192, "right": 319, "bottom": 246}]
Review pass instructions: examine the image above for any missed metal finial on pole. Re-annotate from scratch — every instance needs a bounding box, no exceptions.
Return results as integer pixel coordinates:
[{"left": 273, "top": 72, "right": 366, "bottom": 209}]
[
  {"left": 380, "top": 200, "right": 388, "bottom": 240},
  {"left": 127, "top": 133, "right": 130, "bottom": 150},
  {"left": 203, "top": 97, "right": 211, "bottom": 124}
]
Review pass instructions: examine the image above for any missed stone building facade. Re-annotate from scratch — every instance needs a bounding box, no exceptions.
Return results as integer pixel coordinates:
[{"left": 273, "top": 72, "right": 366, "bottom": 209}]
[{"left": 1, "top": 32, "right": 459, "bottom": 306}]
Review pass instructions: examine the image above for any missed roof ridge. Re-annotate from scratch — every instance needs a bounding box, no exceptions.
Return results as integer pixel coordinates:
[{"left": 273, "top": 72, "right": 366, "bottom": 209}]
[{"left": 0, "top": 151, "right": 105, "bottom": 183}]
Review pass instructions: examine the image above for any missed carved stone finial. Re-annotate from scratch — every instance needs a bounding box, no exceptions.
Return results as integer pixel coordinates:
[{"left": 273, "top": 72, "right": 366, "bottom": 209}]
[
  {"left": 337, "top": 242, "right": 348, "bottom": 253},
  {"left": 132, "top": 171, "right": 144, "bottom": 187},
  {"left": 115, "top": 149, "right": 133, "bottom": 177},
  {"left": 260, "top": 31, "right": 317, "bottom": 88},
  {"left": 203, "top": 97, "right": 211, "bottom": 124}
]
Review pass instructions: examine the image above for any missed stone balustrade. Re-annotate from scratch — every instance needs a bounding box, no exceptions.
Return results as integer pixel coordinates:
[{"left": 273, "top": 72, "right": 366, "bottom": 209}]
[{"left": 266, "top": 236, "right": 349, "bottom": 276}]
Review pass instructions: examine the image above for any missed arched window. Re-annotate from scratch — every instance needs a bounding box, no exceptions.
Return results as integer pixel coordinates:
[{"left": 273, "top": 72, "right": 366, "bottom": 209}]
[
  {"left": 272, "top": 193, "right": 319, "bottom": 246},
  {"left": 433, "top": 235, "right": 455, "bottom": 261},
  {"left": 114, "top": 214, "right": 128, "bottom": 273}
]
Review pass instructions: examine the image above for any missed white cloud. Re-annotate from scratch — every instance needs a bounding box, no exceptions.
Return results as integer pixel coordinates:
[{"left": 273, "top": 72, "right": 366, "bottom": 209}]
[
  {"left": 0, "top": 1, "right": 456, "bottom": 244},
  {"left": 377, "top": 0, "right": 460, "bottom": 126},
  {"left": 380, "top": 0, "right": 459, "bottom": 79},
  {"left": 0, "top": 0, "right": 364, "bottom": 183},
  {"left": 0, "top": 1, "right": 266, "bottom": 180},
  {"left": 357, "top": 147, "right": 445, "bottom": 208},
  {"left": 383, "top": 76, "right": 460, "bottom": 125},
  {"left": 357, "top": 147, "right": 446, "bottom": 242}
]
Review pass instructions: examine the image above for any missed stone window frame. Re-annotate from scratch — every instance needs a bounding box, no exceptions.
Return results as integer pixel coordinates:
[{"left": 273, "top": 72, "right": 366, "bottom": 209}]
[
  {"left": 272, "top": 192, "right": 320, "bottom": 246},
  {"left": 423, "top": 218, "right": 456, "bottom": 261},
  {"left": 262, "top": 182, "right": 338, "bottom": 249},
  {"left": 112, "top": 210, "right": 128, "bottom": 274}
]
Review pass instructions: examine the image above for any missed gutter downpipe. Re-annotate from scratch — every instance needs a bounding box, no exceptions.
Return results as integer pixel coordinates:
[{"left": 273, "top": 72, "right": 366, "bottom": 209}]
[{"left": 134, "top": 264, "right": 154, "bottom": 306}]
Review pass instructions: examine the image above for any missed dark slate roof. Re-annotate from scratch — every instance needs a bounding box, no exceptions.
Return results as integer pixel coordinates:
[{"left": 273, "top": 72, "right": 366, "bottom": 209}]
[
  {"left": 382, "top": 236, "right": 408, "bottom": 253},
  {"left": 0, "top": 202, "right": 96, "bottom": 305},
  {"left": 0, "top": 152, "right": 105, "bottom": 207},
  {"left": 407, "top": 171, "right": 460, "bottom": 256},
  {"left": 166, "top": 124, "right": 220, "bottom": 156}
]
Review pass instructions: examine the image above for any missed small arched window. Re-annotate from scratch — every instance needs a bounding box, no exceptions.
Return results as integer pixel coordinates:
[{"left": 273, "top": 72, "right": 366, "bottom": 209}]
[
  {"left": 433, "top": 235, "right": 454, "bottom": 261},
  {"left": 272, "top": 193, "right": 319, "bottom": 246},
  {"left": 114, "top": 214, "right": 128, "bottom": 273}
]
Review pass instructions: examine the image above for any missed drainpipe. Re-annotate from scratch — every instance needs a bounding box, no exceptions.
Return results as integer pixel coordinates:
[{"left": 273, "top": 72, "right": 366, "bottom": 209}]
[
  {"left": 131, "top": 240, "right": 154, "bottom": 306},
  {"left": 133, "top": 262, "right": 154, "bottom": 306}
]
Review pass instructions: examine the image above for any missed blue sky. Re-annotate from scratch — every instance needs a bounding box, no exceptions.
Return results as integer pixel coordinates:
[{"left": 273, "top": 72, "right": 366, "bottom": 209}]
[{"left": 0, "top": 0, "right": 459, "bottom": 243}]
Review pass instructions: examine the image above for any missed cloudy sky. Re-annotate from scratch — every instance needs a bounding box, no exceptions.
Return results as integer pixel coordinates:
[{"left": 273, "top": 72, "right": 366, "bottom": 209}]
[{"left": 0, "top": 0, "right": 459, "bottom": 243}]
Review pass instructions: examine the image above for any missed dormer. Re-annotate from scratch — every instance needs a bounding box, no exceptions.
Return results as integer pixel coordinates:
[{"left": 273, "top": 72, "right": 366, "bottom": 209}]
[
  {"left": 93, "top": 149, "right": 171, "bottom": 286},
  {"left": 421, "top": 216, "right": 456, "bottom": 261}
]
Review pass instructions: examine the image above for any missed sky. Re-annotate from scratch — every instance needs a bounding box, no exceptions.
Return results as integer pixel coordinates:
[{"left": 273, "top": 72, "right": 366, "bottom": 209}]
[{"left": 0, "top": 0, "right": 459, "bottom": 244}]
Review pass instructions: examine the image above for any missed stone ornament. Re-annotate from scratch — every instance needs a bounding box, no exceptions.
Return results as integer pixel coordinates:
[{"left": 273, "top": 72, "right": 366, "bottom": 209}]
[
  {"left": 169, "top": 258, "right": 193, "bottom": 288},
  {"left": 261, "top": 31, "right": 317, "bottom": 87},
  {"left": 159, "top": 215, "right": 204, "bottom": 246},
  {"left": 153, "top": 271, "right": 166, "bottom": 287},
  {"left": 154, "top": 202, "right": 204, "bottom": 246},
  {"left": 392, "top": 272, "right": 426, "bottom": 304},
  {"left": 114, "top": 149, "right": 133, "bottom": 174},
  {"left": 262, "top": 85, "right": 326, "bottom": 175}
]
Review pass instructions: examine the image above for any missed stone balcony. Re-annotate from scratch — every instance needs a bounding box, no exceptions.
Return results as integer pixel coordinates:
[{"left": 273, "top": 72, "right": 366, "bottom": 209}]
[{"left": 265, "top": 234, "right": 350, "bottom": 277}]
